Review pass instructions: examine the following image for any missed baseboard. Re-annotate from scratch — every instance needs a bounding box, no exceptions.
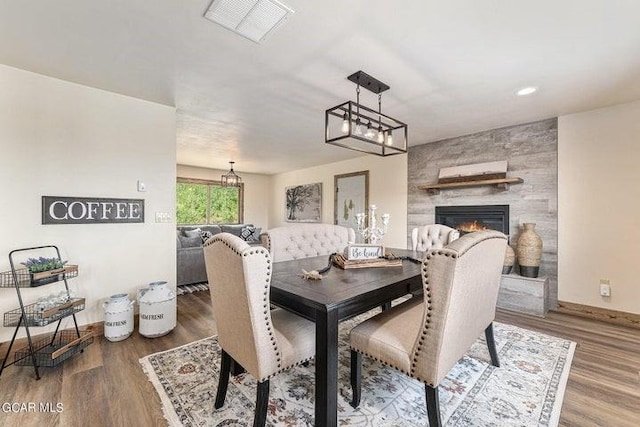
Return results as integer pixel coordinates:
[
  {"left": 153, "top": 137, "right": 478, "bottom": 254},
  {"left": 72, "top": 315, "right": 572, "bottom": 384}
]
[
  {"left": 0, "top": 321, "right": 103, "bottom": 360},
  {"left": 556, "top": 301, "right": 640, "bottom": 329}
]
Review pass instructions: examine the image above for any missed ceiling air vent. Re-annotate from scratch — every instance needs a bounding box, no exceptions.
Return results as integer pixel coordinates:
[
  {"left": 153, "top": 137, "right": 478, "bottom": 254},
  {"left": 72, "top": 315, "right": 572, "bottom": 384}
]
[{"left": 204, "top": 0, "right": 294, "bottom": 44}]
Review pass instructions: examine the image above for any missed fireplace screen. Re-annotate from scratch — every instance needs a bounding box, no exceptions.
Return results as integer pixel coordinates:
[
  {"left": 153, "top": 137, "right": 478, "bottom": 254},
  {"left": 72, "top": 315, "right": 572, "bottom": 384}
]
[{"left": 435, "top": 205, "right": 509, "bottom": 235}]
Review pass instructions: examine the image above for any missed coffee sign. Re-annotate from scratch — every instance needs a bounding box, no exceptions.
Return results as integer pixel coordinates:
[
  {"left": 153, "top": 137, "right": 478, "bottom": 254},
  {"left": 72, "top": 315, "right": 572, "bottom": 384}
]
[
  {"left": 42, "top": 196, "right": 144, "bottom": 224},
  {"left": 345, "top": 244, "right": 384, "bottom": 260}
]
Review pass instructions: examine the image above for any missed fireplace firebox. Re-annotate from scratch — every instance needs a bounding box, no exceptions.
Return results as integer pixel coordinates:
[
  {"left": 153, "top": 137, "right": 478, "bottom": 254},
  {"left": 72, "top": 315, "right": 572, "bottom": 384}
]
[{"left": 435, "top": 205, "right": 509, "bottom": 235}]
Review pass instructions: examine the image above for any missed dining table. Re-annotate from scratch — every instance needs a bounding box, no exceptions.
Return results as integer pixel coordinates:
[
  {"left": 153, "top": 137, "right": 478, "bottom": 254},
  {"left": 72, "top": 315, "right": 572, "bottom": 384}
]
[{"left": 269, "top": 248, "right": 425, "bottom": 427}]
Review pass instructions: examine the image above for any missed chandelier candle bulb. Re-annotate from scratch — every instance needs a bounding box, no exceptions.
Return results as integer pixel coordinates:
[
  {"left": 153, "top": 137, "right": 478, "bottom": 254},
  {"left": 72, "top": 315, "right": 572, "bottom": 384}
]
[{"left": 341, "top": 113, "right": 349, "bottom": 133}]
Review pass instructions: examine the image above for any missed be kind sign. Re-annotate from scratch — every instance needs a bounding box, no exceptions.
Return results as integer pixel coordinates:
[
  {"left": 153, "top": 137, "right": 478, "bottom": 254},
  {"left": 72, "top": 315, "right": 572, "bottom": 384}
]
[
  {"left": 42, "top": 196, "right": 144, "bottom": 224},
  {"left": 345, "top": 244, "right": 384, "bottom": 260}
]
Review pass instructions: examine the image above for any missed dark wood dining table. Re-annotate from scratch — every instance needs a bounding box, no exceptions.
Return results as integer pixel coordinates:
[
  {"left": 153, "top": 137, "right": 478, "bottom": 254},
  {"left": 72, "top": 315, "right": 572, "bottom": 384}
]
[{"left": 270, "top": 248, "right": 425, "bottom": 427}]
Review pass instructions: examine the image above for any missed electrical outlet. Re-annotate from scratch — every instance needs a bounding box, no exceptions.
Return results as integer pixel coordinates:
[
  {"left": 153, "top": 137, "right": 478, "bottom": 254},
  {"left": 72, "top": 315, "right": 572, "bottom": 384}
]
[{"left": 599, "top": 279, "right": 611, "bottom": 297}]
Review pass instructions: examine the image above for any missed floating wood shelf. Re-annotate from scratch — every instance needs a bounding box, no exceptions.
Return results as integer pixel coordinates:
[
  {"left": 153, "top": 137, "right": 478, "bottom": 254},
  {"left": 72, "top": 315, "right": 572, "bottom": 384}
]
[{"left": 419, "top": 177, "right": 524, "bottom": 194}]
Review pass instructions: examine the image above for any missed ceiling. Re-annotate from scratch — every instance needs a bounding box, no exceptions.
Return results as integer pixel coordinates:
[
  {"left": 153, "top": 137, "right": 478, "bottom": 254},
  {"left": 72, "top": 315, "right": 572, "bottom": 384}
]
[{"left": 1, "top": 1, "right": 639, "bottom": 175}]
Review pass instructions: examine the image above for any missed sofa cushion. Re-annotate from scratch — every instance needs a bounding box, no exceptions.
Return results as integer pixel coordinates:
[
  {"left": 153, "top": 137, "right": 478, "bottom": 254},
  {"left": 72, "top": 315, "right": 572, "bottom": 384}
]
[
  {"left": 200, "top": 225, "right": 222, "bottom": 236},
  {"left": 183, "top": 228, "right": 202, "bottom": 239},
  {"left": 179, "top": 225, "right": 223, "bottom": 244},
  {"left": 178, "top": 234, "right": 202, "bottom": 248},
  {"left": 221, "top": 224, "right": 253, "bottom": 237}
]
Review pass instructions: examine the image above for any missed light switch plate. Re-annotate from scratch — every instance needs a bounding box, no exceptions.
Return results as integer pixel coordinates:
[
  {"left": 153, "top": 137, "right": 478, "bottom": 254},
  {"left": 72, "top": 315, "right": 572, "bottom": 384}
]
[
  {"left": 137, "top": 180, "right": 146, "bottom": 192},
  {"left": 155, "top": 212, "right": 172, "bottom": 223}
]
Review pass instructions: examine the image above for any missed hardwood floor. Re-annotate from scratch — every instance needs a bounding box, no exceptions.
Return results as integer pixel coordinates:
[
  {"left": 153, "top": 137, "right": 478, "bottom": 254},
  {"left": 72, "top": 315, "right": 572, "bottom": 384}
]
[{"left": 1, "top": 291, "right": 638, "bottom": 427}]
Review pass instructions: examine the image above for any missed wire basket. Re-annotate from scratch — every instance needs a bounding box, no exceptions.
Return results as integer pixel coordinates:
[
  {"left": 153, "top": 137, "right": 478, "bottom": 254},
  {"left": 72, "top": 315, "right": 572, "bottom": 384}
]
[
  {"left": 0, "top": 266, "right": 78, "bottom": 288},
  {"left": 14, "top": 330, "right": 93, "bottom": 368},
  {"left": 3, "top": 298, "right": 85, "bottom": 327}
]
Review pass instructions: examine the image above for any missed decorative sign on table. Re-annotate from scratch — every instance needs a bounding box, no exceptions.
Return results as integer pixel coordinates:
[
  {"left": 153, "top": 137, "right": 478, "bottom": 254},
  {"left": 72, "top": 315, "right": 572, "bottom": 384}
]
[
  {"left": 344, "top": 244, "right": 384, "bottom": 260},
  {"left": 42, "top": 196, "right": 145, "bottom": 224},
  {"left": 333, "top": 253, "right": 402, "bottom": 269}
]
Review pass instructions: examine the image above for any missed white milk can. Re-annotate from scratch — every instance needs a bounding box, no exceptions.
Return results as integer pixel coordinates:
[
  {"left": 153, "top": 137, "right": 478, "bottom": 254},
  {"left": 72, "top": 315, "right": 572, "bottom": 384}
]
[
  {"left": 103, "top": 293, "right": 135, "bottom": 342},
  {"left": 138, "top": 281, "right": 176, "bottom": 338}
]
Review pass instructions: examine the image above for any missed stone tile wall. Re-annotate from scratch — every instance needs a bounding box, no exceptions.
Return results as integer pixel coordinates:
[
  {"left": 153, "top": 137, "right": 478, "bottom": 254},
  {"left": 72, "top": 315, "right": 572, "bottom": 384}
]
[{"left": 407, "top": 118, "right": 558, "bottom": 308}]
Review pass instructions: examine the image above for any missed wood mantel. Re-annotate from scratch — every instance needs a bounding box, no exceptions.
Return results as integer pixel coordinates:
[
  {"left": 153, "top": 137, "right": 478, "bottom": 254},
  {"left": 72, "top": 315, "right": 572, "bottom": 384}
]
[{"left": 419, "top": 177, "right": 524, "bottom": 195}]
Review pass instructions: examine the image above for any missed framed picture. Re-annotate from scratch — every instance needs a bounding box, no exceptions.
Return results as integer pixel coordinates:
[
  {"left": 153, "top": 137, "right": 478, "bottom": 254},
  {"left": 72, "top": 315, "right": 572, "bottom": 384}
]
[
  {"left": 334, "top": 170, "right": 369, "bottom": 241},
  {"left": 285, "top": 182, "right": 322, "bottom": 222}
]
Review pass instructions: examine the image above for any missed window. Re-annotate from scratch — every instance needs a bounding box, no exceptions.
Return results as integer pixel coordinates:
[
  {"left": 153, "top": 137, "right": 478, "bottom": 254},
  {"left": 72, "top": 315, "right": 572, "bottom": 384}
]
[{"left": 176, "top": 178, "right": 243, "bottom": 225}]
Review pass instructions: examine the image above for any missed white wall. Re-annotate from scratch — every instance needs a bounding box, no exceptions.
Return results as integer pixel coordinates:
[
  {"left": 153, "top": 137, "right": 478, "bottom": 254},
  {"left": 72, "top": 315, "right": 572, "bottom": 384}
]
[
  {"left": 176, "top": 165, "right": 270, "bottom": 229},
  {"left": 558, "top": 100, "right": 640, "bottom": 314},
  {"left": 0, "top": 65, "right": 176, "bottom": 342},
  {"left": 269, "top": 155, "right": 408, "bottom": 248}
]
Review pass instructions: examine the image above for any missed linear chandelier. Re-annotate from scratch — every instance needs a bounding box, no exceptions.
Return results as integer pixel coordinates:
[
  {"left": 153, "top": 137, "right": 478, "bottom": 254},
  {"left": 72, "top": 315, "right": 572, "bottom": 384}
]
[
  {"left": 221, "top": 161, "right": 242, "bottom": 187},
  {"left": 325, "top": 70, "right": 408, "bottom": 156}
]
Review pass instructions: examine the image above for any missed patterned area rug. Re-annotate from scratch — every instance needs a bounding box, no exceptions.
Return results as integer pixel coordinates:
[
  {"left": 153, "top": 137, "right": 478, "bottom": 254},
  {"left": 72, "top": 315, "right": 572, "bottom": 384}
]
[{"left": 140, "top": 310, "right": 575, "bottom": 426}]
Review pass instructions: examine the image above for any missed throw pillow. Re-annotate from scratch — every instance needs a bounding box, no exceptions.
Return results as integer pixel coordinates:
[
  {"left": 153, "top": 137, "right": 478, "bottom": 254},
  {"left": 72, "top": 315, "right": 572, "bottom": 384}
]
[
  {"left": 200, "top": 230, "right": 213, "bottom": 243},
  {"left": 178, "top": 235, "right": 202, "bottom": 248},
  {"left": 252, "top": 227, "right": 262, "bottom": 242},
  {"left": 240, "top": 225, "right": 257, "bottom": 242},
  {"left": 183, "top": 228, "right": 202, "bottom": 239}
]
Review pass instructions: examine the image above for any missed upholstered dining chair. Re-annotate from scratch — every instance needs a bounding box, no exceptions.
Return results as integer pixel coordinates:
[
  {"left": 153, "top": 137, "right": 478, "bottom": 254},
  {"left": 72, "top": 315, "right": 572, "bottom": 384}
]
[
  {"left": 203, "top": 233, "right": 316, "bottom": 427},
  {"left": 261, "top": 223, "right": 356, "bottom": 262},
  {"left": 411, "top": 224, "right": 460, "bottom": 251},
  {"left": 349, "top": 230, "right": 507, "bottom": 427}
]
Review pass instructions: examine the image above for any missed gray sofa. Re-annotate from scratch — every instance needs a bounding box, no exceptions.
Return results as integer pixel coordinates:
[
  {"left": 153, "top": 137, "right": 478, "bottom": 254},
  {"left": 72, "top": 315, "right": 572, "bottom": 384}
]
[{"left": 176, "top": 224, "right": 261, "bottom": 286}]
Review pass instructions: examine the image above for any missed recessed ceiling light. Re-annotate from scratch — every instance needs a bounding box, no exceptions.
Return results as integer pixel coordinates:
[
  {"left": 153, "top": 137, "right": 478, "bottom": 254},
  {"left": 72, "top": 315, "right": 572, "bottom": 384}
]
[{"left": 516, "top": 87, "right": 538, "bottom": 96}]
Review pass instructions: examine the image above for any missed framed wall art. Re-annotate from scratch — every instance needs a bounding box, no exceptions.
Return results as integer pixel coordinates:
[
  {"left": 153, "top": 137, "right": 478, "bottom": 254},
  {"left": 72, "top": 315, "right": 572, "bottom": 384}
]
[{"left": 285, "top": 182, "right": 322, "bottom": 222}]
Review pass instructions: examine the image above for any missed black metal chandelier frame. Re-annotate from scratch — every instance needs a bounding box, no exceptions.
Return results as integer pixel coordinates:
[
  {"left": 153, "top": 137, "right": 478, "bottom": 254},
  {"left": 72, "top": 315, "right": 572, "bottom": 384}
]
[
  {"left": 325, "top": 70, "right": 408, "bottom": 156},
  {"left": 221, "top": 161, "right": 242, "bottom": 188}
]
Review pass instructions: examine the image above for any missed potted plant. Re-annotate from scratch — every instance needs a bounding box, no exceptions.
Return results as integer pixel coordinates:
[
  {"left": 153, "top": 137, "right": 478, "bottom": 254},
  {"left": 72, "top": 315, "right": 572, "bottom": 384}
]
[{"left": 21, "top": 257, "right": 69, "bottom": 286}]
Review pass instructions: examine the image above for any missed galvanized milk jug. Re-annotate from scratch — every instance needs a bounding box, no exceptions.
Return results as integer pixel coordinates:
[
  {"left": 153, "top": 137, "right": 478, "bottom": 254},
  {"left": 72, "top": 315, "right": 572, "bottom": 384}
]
[
  {"left": 138, "top": 281, "right": 176, "bottom": 338},
  {"left": 103, "top": 293, "right": 135, "bottom": 342}
]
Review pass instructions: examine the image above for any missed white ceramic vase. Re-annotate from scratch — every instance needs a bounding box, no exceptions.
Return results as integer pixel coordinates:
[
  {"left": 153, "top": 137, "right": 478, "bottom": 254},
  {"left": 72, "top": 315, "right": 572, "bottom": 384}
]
[
  {"left": 103, "top": 293, "right": 135, "bottom": 342},
  {"left": 138, "top": 281, "right": 176, "bottom": 338}
]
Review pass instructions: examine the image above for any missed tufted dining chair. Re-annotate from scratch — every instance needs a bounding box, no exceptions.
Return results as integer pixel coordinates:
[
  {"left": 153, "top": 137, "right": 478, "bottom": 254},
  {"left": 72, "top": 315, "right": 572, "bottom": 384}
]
[
  {"left": 261, "top": 223, "right": 356, "bottom": 262},
  {"left": 203, "top": 233, "right": 315, "bottom": 427},
  {"left": 411, "top": 224, "right": 460, "bottom": 251},
  {"left": 349, "top": 230, "right": 507, "bottom": 427}
]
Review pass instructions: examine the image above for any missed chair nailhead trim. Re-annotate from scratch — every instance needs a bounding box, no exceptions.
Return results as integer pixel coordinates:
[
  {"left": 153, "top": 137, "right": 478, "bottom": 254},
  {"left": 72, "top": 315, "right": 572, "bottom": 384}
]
[
  {"left": 262, "top": 356, "right": 315, "bottom": 381},
  {"left": 350, "top": 347, "right": 410, "bottom": 376},
  {"left": 352, "top": 232, "right": 508, "bottom": 386}
]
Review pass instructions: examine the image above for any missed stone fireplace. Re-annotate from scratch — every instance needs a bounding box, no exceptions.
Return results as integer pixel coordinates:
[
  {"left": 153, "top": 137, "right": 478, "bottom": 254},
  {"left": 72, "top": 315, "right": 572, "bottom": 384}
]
[
  {"left": 435, "top": 205, "right": 509, "bottom": 235},
  {"left": 407, "top": 118, "right": 558, "bottom": 311}
]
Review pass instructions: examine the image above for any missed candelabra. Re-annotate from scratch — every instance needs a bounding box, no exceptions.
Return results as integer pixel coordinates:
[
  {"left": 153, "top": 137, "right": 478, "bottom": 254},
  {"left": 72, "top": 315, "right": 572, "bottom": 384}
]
[{"left": 355, "top": 204, "right": 390, "bottom": 244}]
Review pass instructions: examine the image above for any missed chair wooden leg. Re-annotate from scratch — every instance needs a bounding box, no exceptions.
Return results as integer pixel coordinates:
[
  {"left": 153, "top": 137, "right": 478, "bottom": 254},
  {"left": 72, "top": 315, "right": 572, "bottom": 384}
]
[
  {"left": 350, "top": 350, "right": 362, "bottom": 408},
  {"left": 215, "top": 349, "right": 232, "bottom": 409},
  {"left": 254, "top": 380, "right": 270, "bottom": 427},
  {"left": 230, "top": 359, "right": 246, "bottom": 376},
  {"left": 485, "top": 322, "right": 500, "bottom": 367},
  {"left": 425, "top": 384, "right": 442, "bottom": 427}
]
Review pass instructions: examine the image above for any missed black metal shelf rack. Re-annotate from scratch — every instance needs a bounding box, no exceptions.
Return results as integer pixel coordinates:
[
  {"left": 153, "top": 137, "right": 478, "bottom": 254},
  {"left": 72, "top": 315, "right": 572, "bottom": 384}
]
[{"left": 0, "top": 245, "right": 92, "bottom": 380}]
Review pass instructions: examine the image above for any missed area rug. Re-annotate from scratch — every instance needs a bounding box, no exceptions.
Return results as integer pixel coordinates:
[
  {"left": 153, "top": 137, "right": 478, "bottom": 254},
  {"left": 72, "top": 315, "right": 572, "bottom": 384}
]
[{"left": 140, "top": 311, "right": 575, "bottom": 426}]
